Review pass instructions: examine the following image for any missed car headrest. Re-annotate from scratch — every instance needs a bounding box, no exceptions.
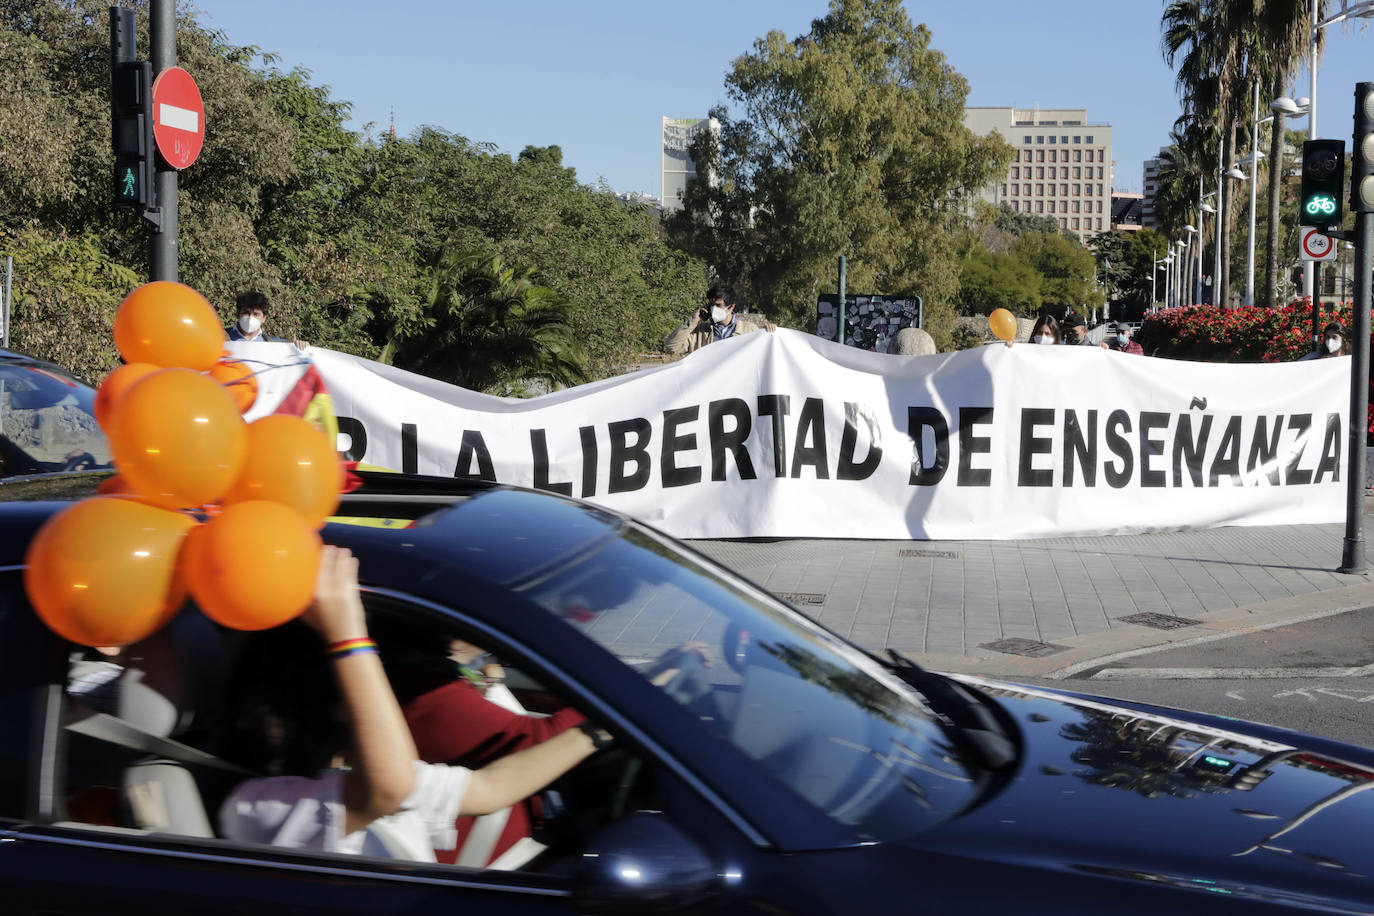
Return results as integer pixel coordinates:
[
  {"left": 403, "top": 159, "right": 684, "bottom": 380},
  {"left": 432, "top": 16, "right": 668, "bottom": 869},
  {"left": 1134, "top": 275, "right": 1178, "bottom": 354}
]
[{"left": 110, "top": 607, "right": 226, "bottom": 739}]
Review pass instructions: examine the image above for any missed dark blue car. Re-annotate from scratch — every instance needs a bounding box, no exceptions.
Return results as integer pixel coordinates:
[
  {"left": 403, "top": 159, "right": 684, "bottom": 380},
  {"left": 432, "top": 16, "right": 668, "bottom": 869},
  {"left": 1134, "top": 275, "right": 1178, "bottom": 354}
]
[{"left": 2, "top": 468, "right": 1374, "bottom": 914}]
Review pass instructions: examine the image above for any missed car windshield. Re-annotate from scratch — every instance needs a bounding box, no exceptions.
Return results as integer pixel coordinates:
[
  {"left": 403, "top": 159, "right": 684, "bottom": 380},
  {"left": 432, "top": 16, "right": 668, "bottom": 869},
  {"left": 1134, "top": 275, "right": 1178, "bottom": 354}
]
[
  {"left": 0, "top": 360, "right": 109, "bottom": 478},
  {"left": 523, "top": 525, "right": 983, "bottom": 841}
]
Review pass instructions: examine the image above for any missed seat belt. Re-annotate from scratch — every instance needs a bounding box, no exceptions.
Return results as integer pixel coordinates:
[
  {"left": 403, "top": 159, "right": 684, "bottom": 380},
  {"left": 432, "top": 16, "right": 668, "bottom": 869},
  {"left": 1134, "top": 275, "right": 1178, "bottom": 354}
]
[{"left": 64, "top": 710, "right": 252, "bottom": 776}]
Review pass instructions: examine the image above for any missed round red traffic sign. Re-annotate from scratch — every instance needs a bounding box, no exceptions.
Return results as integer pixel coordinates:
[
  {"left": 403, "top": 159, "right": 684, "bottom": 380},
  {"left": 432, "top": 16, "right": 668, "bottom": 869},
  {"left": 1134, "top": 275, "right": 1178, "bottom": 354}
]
[
  {"left": 1301, "top": 227, "right": 1334, "bottom": 260},
  {"left": 151, "top": 67, "right": 204, "bottom": 170}
]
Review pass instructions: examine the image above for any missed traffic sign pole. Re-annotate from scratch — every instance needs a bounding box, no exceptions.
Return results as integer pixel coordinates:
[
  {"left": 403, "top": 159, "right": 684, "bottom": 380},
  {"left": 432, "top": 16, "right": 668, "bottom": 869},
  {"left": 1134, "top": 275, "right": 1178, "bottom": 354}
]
[
  {"left": 149, "top": 0, "right": 177, "bottom": 280},
  {"left": 1339, "top": 209, "right": 1371, "bottom": 574}
]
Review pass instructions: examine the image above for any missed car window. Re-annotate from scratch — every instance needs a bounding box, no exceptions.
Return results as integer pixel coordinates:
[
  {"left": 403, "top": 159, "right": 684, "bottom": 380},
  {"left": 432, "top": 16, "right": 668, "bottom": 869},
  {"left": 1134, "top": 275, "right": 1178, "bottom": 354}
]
[
  {"left": 36, "top": 588, "right": 639, "bottom": 881},
  {"left": 0, "top": 570, "right": 58, "bottom": 821},
  {"left": 522, "top": 527, "right": 983, "bottom": 841},
  {"left": 0, "top": 361, "right": 109, "bottom": 478}
]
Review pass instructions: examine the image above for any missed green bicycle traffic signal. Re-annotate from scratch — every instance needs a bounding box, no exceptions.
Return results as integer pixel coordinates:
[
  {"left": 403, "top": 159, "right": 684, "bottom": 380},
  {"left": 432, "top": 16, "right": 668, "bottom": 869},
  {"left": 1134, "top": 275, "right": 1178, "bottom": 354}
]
[{"left": 1300, "top": 139, "right": 1345, "bottom": 228}]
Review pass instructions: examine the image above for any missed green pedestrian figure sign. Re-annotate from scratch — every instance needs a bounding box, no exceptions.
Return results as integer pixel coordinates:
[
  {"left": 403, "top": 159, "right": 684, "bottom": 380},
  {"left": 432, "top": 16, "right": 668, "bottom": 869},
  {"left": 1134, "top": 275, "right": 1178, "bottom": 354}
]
[{"left": 119, "top": 166, "right": 138, "bottom": 201}]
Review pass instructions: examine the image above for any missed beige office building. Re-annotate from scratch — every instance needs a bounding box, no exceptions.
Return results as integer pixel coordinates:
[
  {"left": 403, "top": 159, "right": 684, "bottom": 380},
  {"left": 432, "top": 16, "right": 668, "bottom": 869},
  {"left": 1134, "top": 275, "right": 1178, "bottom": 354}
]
[{"left": 962, "top": 107, "right": 1114, "bottom": 243}]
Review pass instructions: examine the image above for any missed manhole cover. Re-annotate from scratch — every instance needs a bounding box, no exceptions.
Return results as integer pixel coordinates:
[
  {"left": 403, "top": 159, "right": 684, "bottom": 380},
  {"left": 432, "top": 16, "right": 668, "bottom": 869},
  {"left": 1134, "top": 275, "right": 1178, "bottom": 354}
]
[
  {"left": 898, "top": 549, "right": 960, "bottom": 559},
  {"left": 1118, "top": 613, "right": 1200, "bottom": 630},
  {"left": 775, "top": 591, "right": 826, "bottom": 606},
  {"left": 980, "top": 638, "right": 1071, "bottom": 657}
]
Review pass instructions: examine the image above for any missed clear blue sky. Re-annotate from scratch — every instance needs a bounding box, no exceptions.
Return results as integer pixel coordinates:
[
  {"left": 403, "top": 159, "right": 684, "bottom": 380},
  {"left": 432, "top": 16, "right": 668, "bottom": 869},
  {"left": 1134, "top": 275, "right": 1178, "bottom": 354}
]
[{"left": 194, "top": 1, "right": 1373, "bottom": 198}]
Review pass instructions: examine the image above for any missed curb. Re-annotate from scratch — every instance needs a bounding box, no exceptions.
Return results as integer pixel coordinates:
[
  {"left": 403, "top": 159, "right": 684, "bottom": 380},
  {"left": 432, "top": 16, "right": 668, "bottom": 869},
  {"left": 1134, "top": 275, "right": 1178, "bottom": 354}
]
[{"left": 910, "top": 580, "right": 1374, "bottom": 682}]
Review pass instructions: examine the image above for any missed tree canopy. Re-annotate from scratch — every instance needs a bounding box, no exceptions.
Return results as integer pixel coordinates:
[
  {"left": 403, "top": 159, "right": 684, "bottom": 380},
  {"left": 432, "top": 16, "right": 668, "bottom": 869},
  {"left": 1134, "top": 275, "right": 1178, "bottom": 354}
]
[
  {"left": 666, "top": 0, "right": 1010, "bottom": 350},
  {"left": 0, "top": 0, "right": 703, "bottom": 387}
]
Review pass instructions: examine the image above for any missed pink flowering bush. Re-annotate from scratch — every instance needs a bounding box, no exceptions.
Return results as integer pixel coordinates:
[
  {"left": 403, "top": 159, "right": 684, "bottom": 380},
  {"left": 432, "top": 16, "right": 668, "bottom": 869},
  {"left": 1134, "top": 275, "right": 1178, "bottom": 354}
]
[{"left": 1137, "top": 301, "right": 1373, "bottom": 437}]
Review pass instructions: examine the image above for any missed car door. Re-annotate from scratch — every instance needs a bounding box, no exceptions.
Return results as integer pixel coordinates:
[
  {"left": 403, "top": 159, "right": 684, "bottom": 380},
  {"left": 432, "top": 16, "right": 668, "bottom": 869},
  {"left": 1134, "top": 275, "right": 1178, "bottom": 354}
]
[
  {"left": 0, "top": 565, "right": 762, "bottom": 916},
  {"left": 0, "top": 567, "right": 582, "bottom": 916}
]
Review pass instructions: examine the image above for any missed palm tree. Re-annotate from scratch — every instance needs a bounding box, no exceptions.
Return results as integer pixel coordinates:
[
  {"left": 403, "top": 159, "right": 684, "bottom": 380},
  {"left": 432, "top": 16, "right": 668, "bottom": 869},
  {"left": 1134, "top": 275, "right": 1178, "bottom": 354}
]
[
  {"left": 1163, "top": 0, "right": 1225, "bottom": 303},
  {"left": 384, "top": 248, "right": 590, "bottom": 394},
  {"left": 1256, "top": 0, "right": 1325, "bottom": 307},
  {"left": 1155, "top": 126, "right": 1212, "bottom": 303},
  {"left": 1163, "top": 0, "right": 1262, "bottom": 308}
]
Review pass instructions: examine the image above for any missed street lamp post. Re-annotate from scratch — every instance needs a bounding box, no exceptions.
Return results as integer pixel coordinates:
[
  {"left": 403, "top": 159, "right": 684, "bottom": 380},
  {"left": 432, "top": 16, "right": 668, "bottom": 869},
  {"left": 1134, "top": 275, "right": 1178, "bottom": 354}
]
[
  {"left": 1181, "top": 240, "right": 1192, "bottom": 307},
  {"left": 1200, "top": 191, "right": 1216, "bottom": 304},
  {"left": 1215, "top": 147, "right": 1225, "bottom": 307},
  {"left": 1164, "top": 253, "right": 1174, "bottom": 310},
  {"left": 1182, "top": 223, "right": 1199, "bottom": 306},
  {"left": 1153, "top": 250, "right": 1171, "bottom": 310}
]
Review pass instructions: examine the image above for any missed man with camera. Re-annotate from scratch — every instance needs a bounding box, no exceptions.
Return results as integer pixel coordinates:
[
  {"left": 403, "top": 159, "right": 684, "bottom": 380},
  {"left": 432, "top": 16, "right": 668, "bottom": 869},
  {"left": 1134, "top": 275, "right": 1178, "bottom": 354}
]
[{"left": 662, "top": 285, "right": 775, "bottom": 356}]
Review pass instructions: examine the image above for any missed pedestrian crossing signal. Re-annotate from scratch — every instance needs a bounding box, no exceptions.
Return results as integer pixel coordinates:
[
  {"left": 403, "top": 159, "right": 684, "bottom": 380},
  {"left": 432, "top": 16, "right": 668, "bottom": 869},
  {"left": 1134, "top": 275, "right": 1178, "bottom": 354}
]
[
  {"left": 111, "top": 60, "right": 155, "bottom": 209},
  {"left": 116, "top": 164, "right": 140, "bottom": 203}
]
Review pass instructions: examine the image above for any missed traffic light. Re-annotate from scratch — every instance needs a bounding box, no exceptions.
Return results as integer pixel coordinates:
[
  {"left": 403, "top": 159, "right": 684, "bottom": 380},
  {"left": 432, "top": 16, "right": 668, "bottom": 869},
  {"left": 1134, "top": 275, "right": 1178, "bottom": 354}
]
[
  {"left": 111, "top": 60, "right": 155, "bottom": 209},
  {"left": 1351, "top": 82, "right": 1374, "bottom": 213},
  {"left": 1300, "top": 139, "right": 1345, "bottom": 228}
]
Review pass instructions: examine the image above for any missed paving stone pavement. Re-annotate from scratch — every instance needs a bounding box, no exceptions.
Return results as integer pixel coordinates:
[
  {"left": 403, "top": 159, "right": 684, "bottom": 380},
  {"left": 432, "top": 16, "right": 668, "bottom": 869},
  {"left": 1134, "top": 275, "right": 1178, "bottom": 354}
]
[{"left": 689, "top": 517, "right": 1374, "bottom": 678}]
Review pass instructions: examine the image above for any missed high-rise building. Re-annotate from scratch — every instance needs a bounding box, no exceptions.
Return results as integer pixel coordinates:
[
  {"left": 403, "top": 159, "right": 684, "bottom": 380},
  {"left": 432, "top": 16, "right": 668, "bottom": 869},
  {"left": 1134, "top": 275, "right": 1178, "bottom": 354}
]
[
  {"left": 962, "top": 107, "right": 1114, "bottom": 243},
  {"left": 661, "top": 117, "right": 718, "bottom": 213},
  {"left": 1141, "top": 147, "right": 1169, "bottom": 230}
]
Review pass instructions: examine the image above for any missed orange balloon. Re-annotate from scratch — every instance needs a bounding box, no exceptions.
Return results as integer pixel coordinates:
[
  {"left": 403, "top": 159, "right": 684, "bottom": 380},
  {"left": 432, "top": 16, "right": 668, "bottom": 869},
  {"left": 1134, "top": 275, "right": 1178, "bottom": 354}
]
[
  {"left": 94, "top": 362, "right": 159, "bottom": 429},
  {"left": 207, "top": 358, "right": 259, "bottom": 414},
  {"left": 23, "top": 497, "right": 195, "bottom": 647},
  {"left": 114, "top": 281, "right": 225, "bottom": 371},
  {"left": 95, "top": 474, "right": 141, "bottom": 497},
  {"left": 188, "top": 501, "right": 322, "bottom": 630},
  {"left": 222, "top": 415, "right": 343, "bottom": 527},
  {"left": 988, "top": 308, "right": 1018, "bottom": 342},
  {"left": 107, "top": 368, "right": 247, "bottom": 510}
]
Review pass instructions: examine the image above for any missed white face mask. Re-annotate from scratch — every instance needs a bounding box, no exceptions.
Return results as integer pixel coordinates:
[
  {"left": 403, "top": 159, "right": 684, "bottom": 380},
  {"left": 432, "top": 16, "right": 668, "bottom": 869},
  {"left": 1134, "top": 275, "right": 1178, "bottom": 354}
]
[
  {"left": 1116, "top": 333, "right": 1128, "bottom": 345},
  {"left": 238, "top": 314, "right": 263, "bottom": 335},
  {"left": 1032, "top": 334, "right": 1052, "bottom": 345},
  {"left": 710, "top": 306, "right": 730, "bottom": 323},
  {"left": 1326, "top": 337, "right": 1341, "bottom": 353}
]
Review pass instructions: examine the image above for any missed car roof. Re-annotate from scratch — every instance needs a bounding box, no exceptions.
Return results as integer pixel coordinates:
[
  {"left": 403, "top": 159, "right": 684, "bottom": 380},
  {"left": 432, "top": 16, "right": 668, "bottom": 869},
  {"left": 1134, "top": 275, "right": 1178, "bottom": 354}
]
[{"left": 0, "top": 472, "right": 630, "bottom": 594}]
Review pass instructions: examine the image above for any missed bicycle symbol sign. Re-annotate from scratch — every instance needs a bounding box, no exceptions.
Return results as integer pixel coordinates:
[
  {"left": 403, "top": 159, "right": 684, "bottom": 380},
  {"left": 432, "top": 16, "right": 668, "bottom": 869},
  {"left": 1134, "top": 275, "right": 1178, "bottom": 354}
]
[
  {"left": 1305, "top": 196, "right": 1338, "bottom": 216},
  {"left": 1300, "top": 226, "right": 1337, "bottom": 261}
]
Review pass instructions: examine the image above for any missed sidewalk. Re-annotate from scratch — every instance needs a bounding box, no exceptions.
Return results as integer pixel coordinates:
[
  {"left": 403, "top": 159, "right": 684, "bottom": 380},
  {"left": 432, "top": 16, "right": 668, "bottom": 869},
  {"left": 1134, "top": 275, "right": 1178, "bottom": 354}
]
[{"left": 690, "top": 513, "right": 1374, "bottom": 681}]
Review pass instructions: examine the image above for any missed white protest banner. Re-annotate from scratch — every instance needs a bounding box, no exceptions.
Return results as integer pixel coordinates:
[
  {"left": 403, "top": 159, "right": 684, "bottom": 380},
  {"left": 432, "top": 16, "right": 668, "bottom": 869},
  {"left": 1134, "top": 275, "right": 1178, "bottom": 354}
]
[{"left": 228, "top": 333, "right": 1348, "bottom": 541}]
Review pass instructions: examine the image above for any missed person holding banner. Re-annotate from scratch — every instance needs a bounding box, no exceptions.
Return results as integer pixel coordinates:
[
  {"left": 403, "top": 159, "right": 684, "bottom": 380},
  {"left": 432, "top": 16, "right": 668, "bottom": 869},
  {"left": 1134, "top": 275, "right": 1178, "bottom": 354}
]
[
  {"left": 662, "top": 285, "right": 775, "bottom": 355},
  {"left": 1029, "top": 314, "right": 1061, "bottom": 345},
  {"left": 1101, "top": 322, "right": 1143, "bottom": 355},
  {"left": 227, "top": 291, "right": 308, "bottom": 349},
  {"left": 1061, "top": 312, "right": 1090, "bottom": 345},
  {"left": 1299, "top": 322, "right": 1351, "bottom": 360}
]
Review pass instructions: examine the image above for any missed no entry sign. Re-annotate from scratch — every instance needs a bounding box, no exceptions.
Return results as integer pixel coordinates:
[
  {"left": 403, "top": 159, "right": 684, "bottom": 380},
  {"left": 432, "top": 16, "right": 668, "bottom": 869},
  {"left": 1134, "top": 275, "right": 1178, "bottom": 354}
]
[
  {"left": 151, "top": 67, "right": 204, "bottom": 170},
  {"left": 1300, "top": 226, "right": 1337, "bottom": 262}
]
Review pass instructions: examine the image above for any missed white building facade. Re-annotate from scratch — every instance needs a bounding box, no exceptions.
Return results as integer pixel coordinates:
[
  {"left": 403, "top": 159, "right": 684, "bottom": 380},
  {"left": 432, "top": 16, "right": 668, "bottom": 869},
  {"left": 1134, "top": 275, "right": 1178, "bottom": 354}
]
[
  {"left": 963, "top": 107, "right": 1114, "bottom": 243},
  {"left": 660, "top": 117, "right": 718, "bottom": 213}
]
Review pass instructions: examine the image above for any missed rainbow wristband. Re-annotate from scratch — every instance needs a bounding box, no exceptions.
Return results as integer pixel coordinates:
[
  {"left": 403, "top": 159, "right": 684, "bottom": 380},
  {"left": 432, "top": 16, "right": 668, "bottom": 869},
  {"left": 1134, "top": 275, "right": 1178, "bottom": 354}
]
[{"left": 327, "top": 637, "right": 377, "bottom": 659}]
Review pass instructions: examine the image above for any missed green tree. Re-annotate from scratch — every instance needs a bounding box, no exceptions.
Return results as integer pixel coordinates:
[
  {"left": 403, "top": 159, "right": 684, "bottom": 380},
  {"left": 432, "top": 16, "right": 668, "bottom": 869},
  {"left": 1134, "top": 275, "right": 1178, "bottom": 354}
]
[
  {"left": 1011, "top": 232, "right": 1103, "bottom": 316},
  {"left": 4, "top": 231, "right": 138, "bottom": 382},
  {"left": 0, "top": 2, "right": 704, "bottom": 388},
  {"left": 956, "top": 247, "right": 1041, "bottom": 316},
  {"left": 384, "top": 249, "right": 589, "bottom": 395},
  {"left": 666, "top": 0, "right": 1010, "bottom": 350},
  {"left": 1091, "top": 229, "right": 1169, "bottom": 313},
  {"left": 990, "top": 203, "right": 1066, "bottom": 241}
]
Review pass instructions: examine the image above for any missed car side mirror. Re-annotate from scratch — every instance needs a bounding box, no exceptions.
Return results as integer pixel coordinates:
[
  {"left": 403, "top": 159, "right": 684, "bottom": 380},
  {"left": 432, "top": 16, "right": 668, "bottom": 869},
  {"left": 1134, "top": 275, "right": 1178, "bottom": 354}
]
[{"left": 572, "top": 812, "right": 720, "bottom": 915}]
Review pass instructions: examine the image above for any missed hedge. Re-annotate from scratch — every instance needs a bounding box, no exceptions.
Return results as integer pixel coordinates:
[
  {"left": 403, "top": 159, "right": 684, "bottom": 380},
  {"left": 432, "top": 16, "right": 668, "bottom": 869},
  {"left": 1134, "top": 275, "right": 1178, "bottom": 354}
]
[{"left": 1136, "top": 301, "right": 1373, "bottom": 437}]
